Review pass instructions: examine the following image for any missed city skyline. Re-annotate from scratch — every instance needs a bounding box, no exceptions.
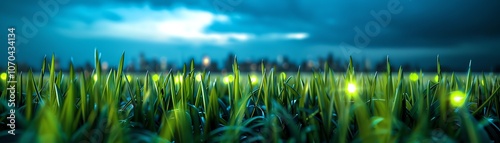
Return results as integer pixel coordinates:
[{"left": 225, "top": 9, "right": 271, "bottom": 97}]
[{"left": 9, "top": 51, "right": 499, "bottom": 73}]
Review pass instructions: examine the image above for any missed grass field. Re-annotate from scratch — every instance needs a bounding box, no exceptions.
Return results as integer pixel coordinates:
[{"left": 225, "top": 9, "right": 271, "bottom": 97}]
[{"left": 1, "top": 51, "right": 499, "bottom": 143}]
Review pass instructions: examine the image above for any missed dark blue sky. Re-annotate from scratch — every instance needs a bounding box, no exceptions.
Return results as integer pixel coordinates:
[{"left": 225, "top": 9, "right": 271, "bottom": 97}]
[{"left": 1, "top": 0, "right": 500, "bottom": 71}]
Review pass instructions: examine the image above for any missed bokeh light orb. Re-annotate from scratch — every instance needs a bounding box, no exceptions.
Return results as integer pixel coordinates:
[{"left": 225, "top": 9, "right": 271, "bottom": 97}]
[
  {"left": 195, "top": 73, "right": 202, "bottom": 82},
  {"left": 250, "top": 74, "right": 258, "bottom": 85},
  {"left": 280, "top": 72, "right": 287, "bottom": 80},
  {"left": 347, "top": 83, "right": 357, "bottom": 94},
  {"left": 450, "top": 91, "right": 466, "bottom": 107},
  {"left": 223, "top": 75, "right": 234, "bottom": 84},
  {"left": 0, "top": 73, "right": 7, "bottom": 80},
  {"left": 175, "top": 75, "right": 183, "bottom": 83},
  {"left": 409, "top": 73, "right": 419, "bottom": 81},
  {"left": 152, "top": 74, "right": 160, "bottom": 82},
  {"left": 126, "top": 74, "right": 133, "bottom": 82}
]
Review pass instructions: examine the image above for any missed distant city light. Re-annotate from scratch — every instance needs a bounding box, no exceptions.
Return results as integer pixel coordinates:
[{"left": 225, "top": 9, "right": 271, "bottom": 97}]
[
  {"left": 307, "top": 60, "right": 315, "bottom": 68},
  {"left": 409, "top": 73, "right": 419, "bottom": 81},
  {"left": 102, "top": 61, "right": 109, "bottom": 71},
  {"left": 160, "top": 57, "right": 168, "bottom": 71},
  {"left": 202, "top": 56, "right": 211, "bottom": 67}
]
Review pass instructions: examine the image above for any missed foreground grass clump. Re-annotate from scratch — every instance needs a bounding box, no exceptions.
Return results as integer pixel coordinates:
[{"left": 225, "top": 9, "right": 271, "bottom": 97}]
[{"left": 1, "top": 51, "right": 499, "bottom": 143}]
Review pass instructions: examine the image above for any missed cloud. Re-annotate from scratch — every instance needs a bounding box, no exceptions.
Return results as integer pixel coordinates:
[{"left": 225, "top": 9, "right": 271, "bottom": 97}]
[
  {"left": 204, "top": 0, "right": 500, "bottom": 48},
  {"left": 53, "top": 3, "right": 315, "bottom": 46},
  {"left": 256, "top": 32, "right": 309, "bottom": 41},
  {"left": 8, "top": 0, "right": 499, "bottom": 48},
  {"left": 55, "top": 5, "right": 252, "bottom": 45},
  {"left": 284, "top": 33, "right": 309, "bottom": 40}
]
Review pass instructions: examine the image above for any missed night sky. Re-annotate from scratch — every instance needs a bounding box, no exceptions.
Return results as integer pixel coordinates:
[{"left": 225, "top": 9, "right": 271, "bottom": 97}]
[{"left": 1, "top": 0, "right": 500, "bottom": 71}]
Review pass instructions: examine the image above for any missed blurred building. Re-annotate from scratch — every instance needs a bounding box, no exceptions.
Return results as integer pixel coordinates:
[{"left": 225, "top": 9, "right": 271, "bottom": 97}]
[{"left": 7, "top": 52, "right": 493, "bottom": 73}]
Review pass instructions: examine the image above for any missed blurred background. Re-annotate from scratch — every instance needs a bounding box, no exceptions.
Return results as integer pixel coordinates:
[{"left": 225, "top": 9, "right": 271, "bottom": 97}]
[{"left": 1, "top": 0, "right": 500, "bottom": 73}]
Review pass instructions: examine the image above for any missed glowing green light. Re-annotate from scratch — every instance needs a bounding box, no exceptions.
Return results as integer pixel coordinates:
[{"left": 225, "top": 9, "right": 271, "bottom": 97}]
[
  {"left": 152, "top": 74, "right": 160, "bottom": 82},
  {"left": 450, "top": 91, "right": 466, "bottom": 107},
  {"left": 280, "top": 72, "right": 287, "bottom": 80},
  {"left": 409, "top": 73, "right": 419, "bottom": 81},
  {"left": 126, "top": 75, "right": 133, "bottom": 82},
  {"left": 223, "top": 75, "right": 234, "bottom": 84},
  {"left": 250, "top": 74, "right": 258, "bottom": 84},
  {"left": 93, "top": 75, "right": 98, "bottom": 81},
  {"left": 434, "top": 75, "right": 439, "bottom": 82},
  {"left": 0, "top": 73, "right": 6, "bottom": 80},
  {"left": 347, "top": 83, "right": 357, "bottom": 94},
  {"left": 195, "top": 73, "right": 202, "bottom": 82},
  {"left": 481, "top": 80, "right": 485, "bottom": 86},
  {"left": 174, "top": 75, "right": 183, "bottom": 83}
]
